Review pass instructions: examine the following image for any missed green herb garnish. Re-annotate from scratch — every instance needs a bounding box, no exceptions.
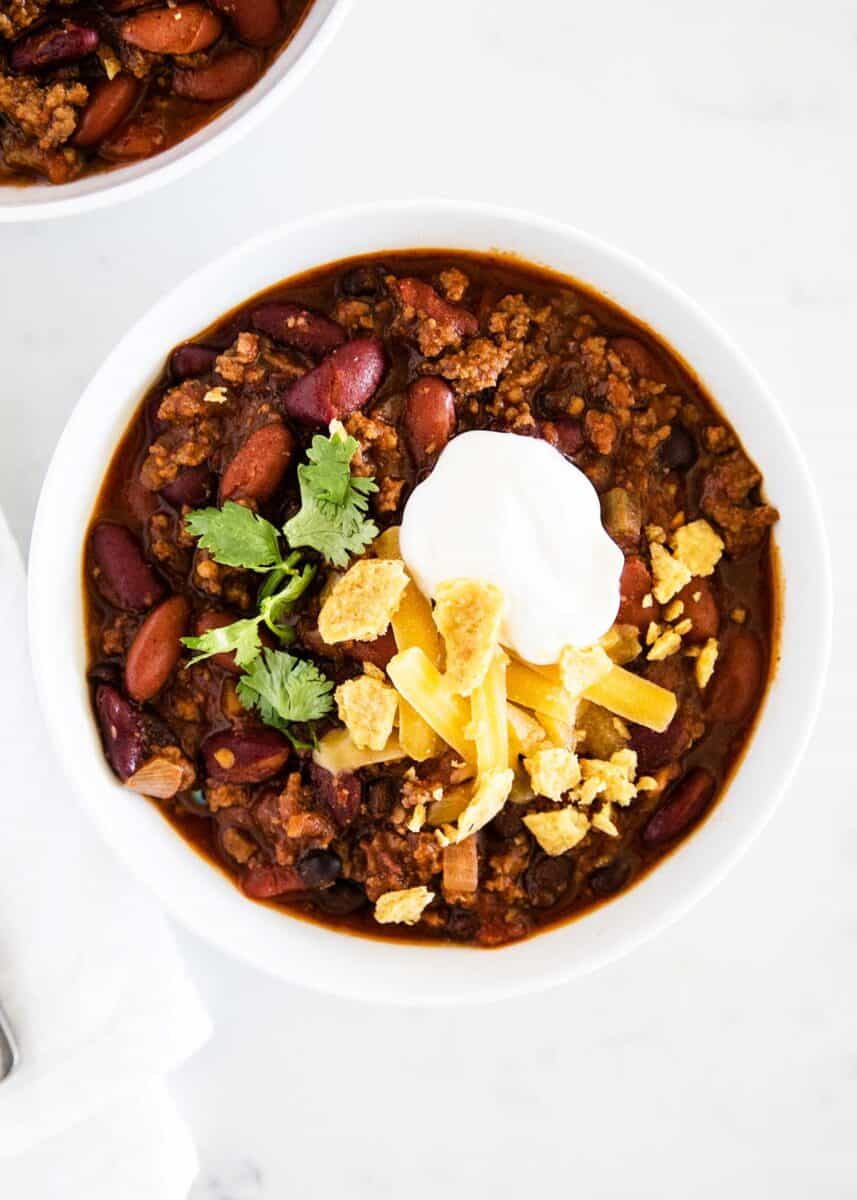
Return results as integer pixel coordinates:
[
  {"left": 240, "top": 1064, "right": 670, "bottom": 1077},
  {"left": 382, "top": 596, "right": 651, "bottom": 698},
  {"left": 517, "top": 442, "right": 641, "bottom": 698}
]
[{"left": 236, "top": 648, "right": 334, "bottom": 729}]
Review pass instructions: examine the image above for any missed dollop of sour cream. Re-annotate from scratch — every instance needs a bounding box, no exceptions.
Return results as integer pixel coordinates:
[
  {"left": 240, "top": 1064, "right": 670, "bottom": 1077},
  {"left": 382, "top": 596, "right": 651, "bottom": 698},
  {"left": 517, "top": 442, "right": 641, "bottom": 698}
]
[{"left": 399, "top": 430, "right": 624, "bottom": 664}]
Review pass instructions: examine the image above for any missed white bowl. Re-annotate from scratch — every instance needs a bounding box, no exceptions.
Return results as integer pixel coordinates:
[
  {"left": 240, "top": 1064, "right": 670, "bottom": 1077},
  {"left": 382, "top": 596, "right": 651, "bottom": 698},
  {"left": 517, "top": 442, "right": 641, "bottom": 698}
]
[
  {"left": 0, "top": 0, "right": 351, "bottom": 223},
  {"left": 28, "top": 201, "right": 832, "bottom": 1005}
]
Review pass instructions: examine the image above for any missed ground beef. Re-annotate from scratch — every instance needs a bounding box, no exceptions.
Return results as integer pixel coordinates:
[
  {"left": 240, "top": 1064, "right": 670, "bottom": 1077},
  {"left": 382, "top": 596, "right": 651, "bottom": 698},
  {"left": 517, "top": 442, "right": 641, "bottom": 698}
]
[
  {"left": 358, "top": 830, "right": 443, "bottom": 901},
  {"left": 701, "top": 451, "right": 779, "bottom": 555},
  {"left": 0, "top": 72, "right": 87, "bottom": 149}
]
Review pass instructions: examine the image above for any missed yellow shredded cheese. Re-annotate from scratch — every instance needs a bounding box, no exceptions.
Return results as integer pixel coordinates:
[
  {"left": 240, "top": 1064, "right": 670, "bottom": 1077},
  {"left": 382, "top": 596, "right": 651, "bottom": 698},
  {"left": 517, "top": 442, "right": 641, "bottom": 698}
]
[
  {"left": 454, "top": 768, "right": 514, "bottom": 841},
  {"left": 558, "top": 644, "right": 614, "bottom": 698}
]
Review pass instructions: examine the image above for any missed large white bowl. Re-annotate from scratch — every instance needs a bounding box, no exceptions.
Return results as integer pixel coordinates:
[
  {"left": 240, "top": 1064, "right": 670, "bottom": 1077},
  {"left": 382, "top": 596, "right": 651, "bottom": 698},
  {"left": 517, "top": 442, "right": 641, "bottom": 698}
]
[
  {"left": 0, "top": 0, "right": 351, "bottom": 222},
  {"left": 28, "top": 202, "right": 832, "bottom": 1005}
]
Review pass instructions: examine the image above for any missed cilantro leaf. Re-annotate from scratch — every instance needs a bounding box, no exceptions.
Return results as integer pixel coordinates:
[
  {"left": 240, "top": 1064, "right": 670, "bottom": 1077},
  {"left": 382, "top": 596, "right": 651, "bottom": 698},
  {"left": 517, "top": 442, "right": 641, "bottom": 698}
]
[
  {"left": 282, "top": 425, "right": 379, "bottom": 567},
  {"left": 185, "top": 502, "right": 284, "bottom": 572},
  {"left": 236, "top": 648, "right": 334, "bottom": 729},
  {"left": 181, "top": 617, "right": 263, "bottom": 670}
]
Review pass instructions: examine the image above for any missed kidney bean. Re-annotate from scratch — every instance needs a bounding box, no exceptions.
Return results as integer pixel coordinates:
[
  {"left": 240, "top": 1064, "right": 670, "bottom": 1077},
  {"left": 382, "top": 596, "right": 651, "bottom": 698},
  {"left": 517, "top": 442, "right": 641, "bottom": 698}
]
[
  {"left": 313, "top": 879, "right": 367, "bottom": 916},
  {"left": 72, "top": 75, "right": 141, "bottom": 148},
  {"left": 524, "top": 855, "right": 573, "bottom": 909},
  {"left": 588, "top": 856, "right": 633, "bottom": 897},
  {"left": 99, "top": 112, "right": 165, "bottom": 161},
  {"left": 404, "top": 376, "right": 455, "bottom": 467},
  {"left": 281, "top": 337, "right": 386, "bottom": 426},
  {"left": 119, "top": 4, "right": 223, "bottom": 53},
  {"left": 11, "top": 19, "right": 99, "bottom": 71},
  {"left": 172, "top": 46, "right": 260, "bottom": 102},
  {"left": 611, "top": 335, "right": 668, "bottom": 384},
  {"left": 676, "top": 577, "right": 719, "bottom": 643},
  {"left": 661, "top": 424, "right": 698, "bottom": 470},
  {"left": 309, "top": 764, "right": 361, "bottom": 829},
  {"left": 91, "top": 522, "right": 165, "bottom": 611},
  {"left": 209, "top": 0, "right": 281, "bottom": 43},
  {"left": 630, "top": 713, "right": 693, "bottom": 774},
  {"left": 160, "top": 464, "right": 213, "bottom": 509},
  {"left": 343, "top": 628, "right": 397, "bottom": 670},
  {"left": 219, "top": 422, "right": 293, "bottom": 505},
  {"left": 617, "top": 555, "right": 659, "bottom": 629},
  {"left": 124, "top": 595, "right": 189, "bottom": 702},
  {"left": 203, "top": 729, "right": 290, "bottom": 783},
  {"left": 193, "top": 610, "right": 244, "bottom": 674},
  {"left": 170, "top": 343, "right": 218, "bottom": 380},
  {"left": 552, "top": 417, "right": 583, "bottom": 457},
  {"left": 389, "top": 277, "right": 479, "bottom": 341},
  {"left": 297, "top": 849, "right": 342, "bottom": 890},
  {"left": 94, "top": 683, "right": 148, "bottom": 780},
  {"left": 707, "top": 631, "right": 764, "bottom": 723},
  {"left": 642, "top": 767, "right": 714, "bottom": 847},
  {"left": 243, "top": 863, "right": 304, "bottom": 899},
  {"left": 251, "top": 302, "right": 346, "bottom": 359}
]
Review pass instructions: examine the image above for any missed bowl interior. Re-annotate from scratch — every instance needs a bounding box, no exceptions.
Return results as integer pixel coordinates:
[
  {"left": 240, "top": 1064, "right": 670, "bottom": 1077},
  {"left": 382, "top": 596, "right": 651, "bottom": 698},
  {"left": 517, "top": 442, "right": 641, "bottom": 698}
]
[
  {"left": 0, "top": 0, "right": 349, "bottom": 221},
  {"left": 28, "top": 202, "right": 832, "bottom": 1004}
]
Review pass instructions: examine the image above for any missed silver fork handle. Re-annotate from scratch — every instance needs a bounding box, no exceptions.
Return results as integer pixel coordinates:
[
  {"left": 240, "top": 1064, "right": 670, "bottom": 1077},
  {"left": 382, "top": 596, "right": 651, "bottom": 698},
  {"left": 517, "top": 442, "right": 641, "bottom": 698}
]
[{"left": 0, "top": 1004, "right": 17, "bottom": 1081}]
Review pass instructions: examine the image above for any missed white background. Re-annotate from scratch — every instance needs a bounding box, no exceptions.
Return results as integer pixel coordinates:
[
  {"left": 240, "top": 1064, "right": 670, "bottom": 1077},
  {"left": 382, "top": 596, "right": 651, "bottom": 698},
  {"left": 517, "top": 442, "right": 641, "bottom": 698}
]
[{"left": 2, "top": 0, "right": 855, "bottom": 1196}]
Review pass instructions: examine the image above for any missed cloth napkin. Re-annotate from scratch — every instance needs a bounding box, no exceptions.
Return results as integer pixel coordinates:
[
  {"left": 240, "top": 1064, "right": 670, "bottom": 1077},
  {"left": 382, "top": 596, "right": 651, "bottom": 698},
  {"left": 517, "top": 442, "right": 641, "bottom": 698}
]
[{"left": 0, "top": 508, "right": 212, "bottom": 1197}]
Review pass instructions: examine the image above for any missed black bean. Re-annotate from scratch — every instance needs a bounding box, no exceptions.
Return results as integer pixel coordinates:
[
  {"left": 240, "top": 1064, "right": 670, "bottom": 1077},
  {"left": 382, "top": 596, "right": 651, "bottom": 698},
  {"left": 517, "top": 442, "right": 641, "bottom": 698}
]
[
  {"left": 661, "top": 425, "right": 698, "bottom": 470},
  {"left": 338, "top": 265, "right": 382, "bottom": 298},
  {"left": 588, "top": 857, "right": 633, "bottom": 898},
  {"left": 366, "top": 777, "right": 399, "bottom": 820},
  {"left": 446, "top": 906, "right": 480, "bottom": 942},
  {"left": 313, "top": 880, "right": 367, "bottom": 916},
  {"left": 524, "top": 855, "right": 573, "bottom": 908},
  {"left": 491, "top": 805, "right": 524, "bottom": 838},
  {"left": 297, "top": 849, "right": 342, "bottom": 890}
]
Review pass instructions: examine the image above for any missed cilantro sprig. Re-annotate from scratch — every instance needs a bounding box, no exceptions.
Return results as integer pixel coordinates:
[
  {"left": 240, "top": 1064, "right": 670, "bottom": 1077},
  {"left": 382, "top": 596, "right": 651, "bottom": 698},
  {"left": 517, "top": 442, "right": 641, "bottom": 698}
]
[
  {"left": 179, "top": 423, "right": 375, "bottom": 737},
  {"left": 283, "top": 423, "right": 378, "bottom": 567}
]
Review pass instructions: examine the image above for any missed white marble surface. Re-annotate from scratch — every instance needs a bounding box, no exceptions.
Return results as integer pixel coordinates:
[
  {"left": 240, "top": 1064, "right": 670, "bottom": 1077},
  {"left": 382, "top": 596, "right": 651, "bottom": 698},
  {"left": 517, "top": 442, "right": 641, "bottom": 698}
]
[{"left": 2, "top": 0, "right": 856, "bottom": 1195}]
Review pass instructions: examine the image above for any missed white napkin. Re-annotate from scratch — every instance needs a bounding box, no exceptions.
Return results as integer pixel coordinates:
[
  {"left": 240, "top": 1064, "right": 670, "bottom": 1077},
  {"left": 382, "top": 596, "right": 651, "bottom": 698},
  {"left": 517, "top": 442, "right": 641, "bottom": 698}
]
[{"left": 0, "top": 509, "right": 212, "bottom": 1197}]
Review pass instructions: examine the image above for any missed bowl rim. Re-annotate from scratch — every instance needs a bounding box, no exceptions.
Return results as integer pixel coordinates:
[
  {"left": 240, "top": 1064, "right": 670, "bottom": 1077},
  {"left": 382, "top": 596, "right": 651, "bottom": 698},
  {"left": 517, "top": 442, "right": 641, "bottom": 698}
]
[
  {"left": 27, "top": 200, "right": 833, "bottom": 1005},
  {"left": 0, "top": 0, "right": 352, "bottom": 224}
]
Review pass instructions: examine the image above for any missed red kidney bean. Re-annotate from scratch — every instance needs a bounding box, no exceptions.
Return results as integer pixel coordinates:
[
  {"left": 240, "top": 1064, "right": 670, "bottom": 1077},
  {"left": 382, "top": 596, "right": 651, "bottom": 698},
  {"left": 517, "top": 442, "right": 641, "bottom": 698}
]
[
  {"left": 631, "top": 713, "right": 694, "bottom": 774},
  {"left": 552, "top": 417, "right": 584, "bottom": 457},
  {"left": 170, "top": 343, "right": 218, "bottom": 380},
  {"left": 160, "top": 464, "right": 213, "bottom": 509},
  {"left": 210, "top": 0, "right": 281, "bottom": 44},
  {"left": 642, "top": 768, "right": 715, "bottom": 846},
  {"left": 203, "top": 729, "right": 290, "bottom": 783},
  {"left": 282, "top": 337, "right": 386, "bottom": 426},
  {"left": 94, "top": 684, "right": 148, "bottom": 780},
  {"left": 611, "top": 335, "right": 668, "bottom": 384},
  {"left": 676, "top": 577, "right": 720, "bottom": 643},
  {"left": 91, "top": 522, "right": 165, "bottom": 611},
  {"left": 404, "top": 376, "right": 456, "bottom": 467},
  {"left": 11, "top": 19, "right": 99, "bottom": 71},
  {"left": 251, "top": 302, "right": 346, "bottom": 359},
  {"left": 172, "top": 46, "right": 260, "bottom": 102},
  {"left": 309, "top": 764, "right": 361, "bottom": 829},
  {"left": 98, "top": 112, "right": 166, "bottom": 161},
  {"left": 617, "top": 555, "right": 659, "bottom": 629},
  {"left": 389, "top": 277, "right": 479, "bottom": 340},
  {"left": 707, "top": 631, "right": 764, "bottom": 723},
  {"left": 119, "top": 4, "right": 223, "bottom": 53},
  {"left": 193, "top": 610, "right": 244, "bottom": 674},
  {"left": 344, "top": 628, "right": 397, "bottom": 670},
  {"left": 72, "top": 75, "right": 141, "bottom": 148},
  {"left": 124, "top": 595, "right": 189, "bottom": 702},
  {"left": 243, "top": 863, "right": 304, "bottom": 898},
  {"left": 220, "top": 422, "right": 294, "bottom": 504}
]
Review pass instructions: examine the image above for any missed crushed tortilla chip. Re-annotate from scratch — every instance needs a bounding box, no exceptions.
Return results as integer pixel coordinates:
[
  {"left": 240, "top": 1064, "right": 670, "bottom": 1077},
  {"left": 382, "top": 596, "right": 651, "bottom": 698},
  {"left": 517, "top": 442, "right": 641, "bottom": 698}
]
[
  {"left": 695, "top": 638, "right": 719, "bottom": 689},
  {"left": 433, "top": 579, "right": 504, "bottom": 695},
  {"left": 580, "top": 750, "right": 638, "bottom": 806},
  {"left": 335, "top": 674, "right": 398, "bottom": 751},
  {"left": 524, "top": 807, "right": 590, "bottom": 856},
  {"left": 318, "top": 558, "right": 408, "bottom": 644},
  {"left": 647, "top": 628, "right": 682, "bottom": 661},
  {"left": 374, "top": 886, "right": 434, "bottom": 925},
  {"left": 558, "top": 644, "right": 614, "bottom": 697},
  {"left": 592, "top": 802, "right": 619, "bottom": 837},
  {"left": 455, "top": 767, "right": 514, "bottom": 840},
  {"left": 524, "top": 746, "right": 581, "bottom": 802},
  {"left": 671, "top": 520, "right": 724, "bottom": 578},
  {"left": 650, "top": 542, "right": 692, "bottom": 604}
]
